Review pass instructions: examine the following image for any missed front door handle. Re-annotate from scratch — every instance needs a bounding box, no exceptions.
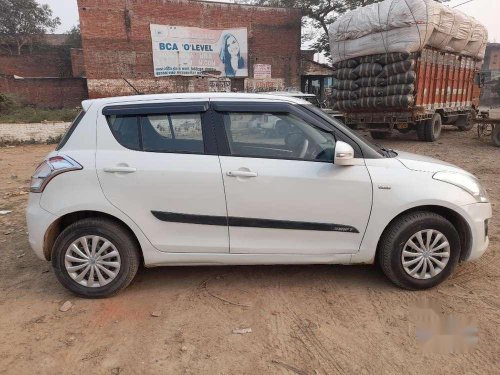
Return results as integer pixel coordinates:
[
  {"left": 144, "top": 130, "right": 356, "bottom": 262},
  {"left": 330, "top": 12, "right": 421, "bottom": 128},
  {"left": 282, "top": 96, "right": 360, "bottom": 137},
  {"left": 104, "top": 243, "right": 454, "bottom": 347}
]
[
  {"left": 227, "top": 170, "right": 258, "bottom": 178},
  {"left": 103, "top": 166, "right": 137, "bottom": 173}
]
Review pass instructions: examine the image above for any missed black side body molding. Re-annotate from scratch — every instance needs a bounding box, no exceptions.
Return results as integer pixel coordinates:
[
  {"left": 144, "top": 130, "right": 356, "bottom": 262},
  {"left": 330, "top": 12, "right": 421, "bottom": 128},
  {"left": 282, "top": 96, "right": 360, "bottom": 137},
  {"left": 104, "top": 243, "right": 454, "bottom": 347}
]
[{"left": 151, "top": 211, "right": 359, "bottom": 233}]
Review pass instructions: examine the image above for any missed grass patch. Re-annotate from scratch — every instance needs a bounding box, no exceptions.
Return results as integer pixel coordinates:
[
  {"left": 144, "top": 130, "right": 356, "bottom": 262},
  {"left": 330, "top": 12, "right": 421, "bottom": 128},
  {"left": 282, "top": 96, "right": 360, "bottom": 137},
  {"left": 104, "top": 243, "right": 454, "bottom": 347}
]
[{"left": 0, "top": 107, "right": 80, "bottom": 123}]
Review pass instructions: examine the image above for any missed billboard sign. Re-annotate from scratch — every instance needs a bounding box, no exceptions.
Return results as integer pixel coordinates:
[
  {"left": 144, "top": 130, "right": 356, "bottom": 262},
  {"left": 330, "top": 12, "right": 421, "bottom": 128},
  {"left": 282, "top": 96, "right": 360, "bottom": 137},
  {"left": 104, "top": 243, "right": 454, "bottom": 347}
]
[
  {"left": 253, "top": 64, "right": 272, "bottom": 79},
  {"left": 150, "top": 24, "right": 248, "bottom": 78}
]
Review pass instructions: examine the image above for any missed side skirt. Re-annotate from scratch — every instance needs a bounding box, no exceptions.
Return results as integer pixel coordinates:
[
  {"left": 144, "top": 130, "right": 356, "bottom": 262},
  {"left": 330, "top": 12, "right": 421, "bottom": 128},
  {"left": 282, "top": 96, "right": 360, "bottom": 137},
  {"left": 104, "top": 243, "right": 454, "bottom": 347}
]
[{"left": 143, "top": 251, "right": 354, "bottom": 267}]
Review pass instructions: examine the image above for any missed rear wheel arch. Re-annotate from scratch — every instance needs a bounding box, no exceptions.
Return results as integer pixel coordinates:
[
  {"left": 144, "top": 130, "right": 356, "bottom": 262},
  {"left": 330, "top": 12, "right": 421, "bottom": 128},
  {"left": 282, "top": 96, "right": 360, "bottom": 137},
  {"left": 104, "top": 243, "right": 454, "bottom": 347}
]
[
  {"left": 375, "top": 205, "right": 472, "bottom": 264},
  {"left": 43, "top": 210, "right": 143, "bottom": 263}
]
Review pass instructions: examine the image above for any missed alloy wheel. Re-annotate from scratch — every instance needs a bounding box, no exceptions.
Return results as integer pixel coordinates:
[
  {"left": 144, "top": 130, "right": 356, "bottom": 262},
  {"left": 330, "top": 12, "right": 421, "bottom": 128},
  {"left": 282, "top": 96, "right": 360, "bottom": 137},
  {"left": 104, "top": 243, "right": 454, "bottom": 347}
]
[
  {"left": 64, "top": 236, "right": 121, "bottom": 287},
  {"left": 401, "top": 229, "right": 450, "bottom": 280}
]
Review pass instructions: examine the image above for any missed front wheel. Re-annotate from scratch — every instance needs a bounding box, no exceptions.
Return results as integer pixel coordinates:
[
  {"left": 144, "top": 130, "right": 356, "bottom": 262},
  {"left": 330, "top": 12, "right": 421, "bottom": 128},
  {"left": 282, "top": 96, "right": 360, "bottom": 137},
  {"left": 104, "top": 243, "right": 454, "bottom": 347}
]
[
  {"left": 52, "top": 218, "right": 141, "bottom": 298},
  {"left": 378, "top": 211, "right": 461, "bottom": 290}
]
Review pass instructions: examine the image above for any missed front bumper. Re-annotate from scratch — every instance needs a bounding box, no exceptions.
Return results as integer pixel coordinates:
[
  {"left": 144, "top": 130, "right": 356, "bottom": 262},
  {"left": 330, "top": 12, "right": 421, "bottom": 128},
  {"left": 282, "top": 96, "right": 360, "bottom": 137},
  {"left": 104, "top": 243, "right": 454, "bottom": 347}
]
[
  {"left": 26, "top": 193, "right": 57, "bottom": 260},
  {"left": 461, "top": 202, "right": 492, "bottom": 261}
]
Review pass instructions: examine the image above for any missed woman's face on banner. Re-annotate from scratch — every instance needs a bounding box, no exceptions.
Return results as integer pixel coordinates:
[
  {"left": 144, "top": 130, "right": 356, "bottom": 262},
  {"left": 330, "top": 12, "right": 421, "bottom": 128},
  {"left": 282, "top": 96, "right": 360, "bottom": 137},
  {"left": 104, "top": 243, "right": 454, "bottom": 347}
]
[{"left": 226, "top": 35, "right": 240, "bottom": 56}]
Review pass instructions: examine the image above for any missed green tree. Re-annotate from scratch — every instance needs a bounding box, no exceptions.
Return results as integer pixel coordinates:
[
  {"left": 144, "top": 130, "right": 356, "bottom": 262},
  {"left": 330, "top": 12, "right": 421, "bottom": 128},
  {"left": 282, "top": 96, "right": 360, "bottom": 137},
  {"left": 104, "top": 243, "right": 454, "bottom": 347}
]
[
  {"left": 65, "top": 24, "right": 82, "bottom": 49},
  {"left": 244, "top": 1, "right": 383, "bottom": 57},
  {"left": 0, "top": 0, "right": 60, "bottom": 55}
]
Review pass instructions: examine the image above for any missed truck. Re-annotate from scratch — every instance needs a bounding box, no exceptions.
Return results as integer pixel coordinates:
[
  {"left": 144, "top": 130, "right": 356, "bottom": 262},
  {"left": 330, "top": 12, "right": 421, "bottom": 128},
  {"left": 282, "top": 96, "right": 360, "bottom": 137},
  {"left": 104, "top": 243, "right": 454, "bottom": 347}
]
[{"left": 328, "top": 0, "right": 488, "bottom": 142}]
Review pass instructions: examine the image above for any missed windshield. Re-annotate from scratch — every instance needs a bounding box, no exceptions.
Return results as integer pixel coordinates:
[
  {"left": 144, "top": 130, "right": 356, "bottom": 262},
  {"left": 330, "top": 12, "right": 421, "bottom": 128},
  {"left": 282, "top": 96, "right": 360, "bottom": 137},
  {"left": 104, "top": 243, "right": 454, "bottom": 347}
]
[{"left": 301, "top": 104, "right": 395, "bottom": 158}]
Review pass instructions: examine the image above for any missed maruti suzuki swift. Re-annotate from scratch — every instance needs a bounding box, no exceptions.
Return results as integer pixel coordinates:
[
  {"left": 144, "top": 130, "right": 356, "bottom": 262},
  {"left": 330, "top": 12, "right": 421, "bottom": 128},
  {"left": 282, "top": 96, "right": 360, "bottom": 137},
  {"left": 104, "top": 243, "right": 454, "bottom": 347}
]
[{"left": 26, "top": 93, "right": 491, "bottom": 298}]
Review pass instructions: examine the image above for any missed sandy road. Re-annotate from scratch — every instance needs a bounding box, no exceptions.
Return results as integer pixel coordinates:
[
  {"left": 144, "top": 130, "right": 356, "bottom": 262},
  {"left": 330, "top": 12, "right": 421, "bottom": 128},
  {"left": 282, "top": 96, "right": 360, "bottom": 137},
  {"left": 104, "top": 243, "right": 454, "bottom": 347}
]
[{"left": 0, "top": 126, "right": 498, "bottom": 374}]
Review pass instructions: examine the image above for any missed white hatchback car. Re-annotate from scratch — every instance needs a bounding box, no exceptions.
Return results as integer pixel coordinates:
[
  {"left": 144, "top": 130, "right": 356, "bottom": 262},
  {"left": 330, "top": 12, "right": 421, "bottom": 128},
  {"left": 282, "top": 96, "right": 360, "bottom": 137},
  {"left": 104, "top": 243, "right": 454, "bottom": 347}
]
[{"left": 26, "top": 93, "right": 491, "bottom": 298}]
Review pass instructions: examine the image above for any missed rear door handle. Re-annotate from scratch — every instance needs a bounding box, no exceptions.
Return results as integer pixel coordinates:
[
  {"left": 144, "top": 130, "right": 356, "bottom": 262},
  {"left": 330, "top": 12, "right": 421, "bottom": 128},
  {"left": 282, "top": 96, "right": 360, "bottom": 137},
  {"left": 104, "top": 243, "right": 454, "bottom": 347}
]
[
  {"left": 103, "top": 166, "right": 137, "bottom": 173},
  {"left": 226, "top": 170, "right": 258, "bottom": 178}
]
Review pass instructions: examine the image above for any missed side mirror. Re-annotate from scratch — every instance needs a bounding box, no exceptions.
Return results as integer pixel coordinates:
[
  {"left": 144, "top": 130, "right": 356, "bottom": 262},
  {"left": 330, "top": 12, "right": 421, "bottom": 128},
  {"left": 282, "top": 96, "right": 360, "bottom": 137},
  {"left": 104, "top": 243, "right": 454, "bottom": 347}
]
[{"left": 334, "top": 141, "right": 356, "bottom": 166}]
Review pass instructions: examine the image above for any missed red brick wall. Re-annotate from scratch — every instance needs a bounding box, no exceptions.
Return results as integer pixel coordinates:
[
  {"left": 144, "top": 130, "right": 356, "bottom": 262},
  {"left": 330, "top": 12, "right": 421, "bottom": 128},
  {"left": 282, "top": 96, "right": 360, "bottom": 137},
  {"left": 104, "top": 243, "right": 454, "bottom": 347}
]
[
  {"left": 0, "top": 50, "right": 72, "bottom": 78},
  {"left": 77, "top": 0, "right": 302, "bottom": 98},
  {"left": 0, "top": 77, "right": 88, "bottom": 108},
  {"left": 70, "top": 48, "right": 86, "bottom": 77}
]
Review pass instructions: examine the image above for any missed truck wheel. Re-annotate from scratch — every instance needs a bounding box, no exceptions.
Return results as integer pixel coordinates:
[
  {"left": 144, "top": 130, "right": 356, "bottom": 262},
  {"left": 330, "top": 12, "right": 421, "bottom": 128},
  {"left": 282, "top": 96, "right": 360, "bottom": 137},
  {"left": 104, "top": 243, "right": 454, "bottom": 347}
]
[
  {"left": 370, "top": 131, "right": 390, "bottom": 140},
  {"left": 416, "top": 121, "right": 426, "bottom": 141},
  {"left": 456, "top": 111, "right": 474, "bottom": 131},
  {"left": 423, "top": 113, "right": 442, "bottom": 142},
  {"left": 493, "top": 125, "right": 500, "bottom": 147}
]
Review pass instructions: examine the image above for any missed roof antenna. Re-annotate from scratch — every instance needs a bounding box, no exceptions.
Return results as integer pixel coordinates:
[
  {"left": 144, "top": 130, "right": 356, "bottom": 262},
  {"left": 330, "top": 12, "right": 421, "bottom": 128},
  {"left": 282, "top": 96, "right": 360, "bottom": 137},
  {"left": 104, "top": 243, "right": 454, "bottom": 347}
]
[{"left": 123, "top": 78, "right": 143, "bottom": 95}]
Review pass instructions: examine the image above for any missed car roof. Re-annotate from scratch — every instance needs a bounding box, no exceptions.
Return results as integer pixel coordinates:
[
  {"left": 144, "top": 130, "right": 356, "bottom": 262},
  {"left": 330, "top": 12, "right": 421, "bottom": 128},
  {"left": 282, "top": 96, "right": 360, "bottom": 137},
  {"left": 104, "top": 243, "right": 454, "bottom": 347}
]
[{"left": 82, "top": 92, "right": 311, "bottom": 111}]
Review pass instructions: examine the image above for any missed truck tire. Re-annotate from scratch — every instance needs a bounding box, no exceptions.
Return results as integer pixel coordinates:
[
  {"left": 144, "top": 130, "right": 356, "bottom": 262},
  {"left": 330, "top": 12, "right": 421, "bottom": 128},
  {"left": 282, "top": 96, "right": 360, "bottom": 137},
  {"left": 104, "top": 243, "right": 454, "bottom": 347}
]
[
  {"left": 370, "top": 131, "right": 390, "bottom": 140},
  {"left": 423, "top": 113, "right": 442, "bottom": 142},
  {"left": 493, "top": 125, "right": 500, "bottom": 147},
  {"left": 416, "top": 121, "right": 426, "bottom": 141},
  {"left": 456, "top": 111, "right": 474, "bottom": 131}
]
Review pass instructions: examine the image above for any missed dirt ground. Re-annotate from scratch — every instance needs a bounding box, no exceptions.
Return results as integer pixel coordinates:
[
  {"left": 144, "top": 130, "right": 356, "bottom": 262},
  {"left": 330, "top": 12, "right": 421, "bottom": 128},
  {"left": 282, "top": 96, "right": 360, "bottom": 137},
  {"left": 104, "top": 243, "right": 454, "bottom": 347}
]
[{"left": 0, "top": 125, "right": 498, "bottom": 375}]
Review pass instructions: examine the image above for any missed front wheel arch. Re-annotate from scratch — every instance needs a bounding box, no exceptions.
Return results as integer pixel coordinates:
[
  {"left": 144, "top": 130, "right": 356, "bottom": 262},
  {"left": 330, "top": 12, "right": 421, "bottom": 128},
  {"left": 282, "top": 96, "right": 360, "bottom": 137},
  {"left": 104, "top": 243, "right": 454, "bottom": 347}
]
[{"left": 375, "top": 205, "right": 472, "bottom": 264}]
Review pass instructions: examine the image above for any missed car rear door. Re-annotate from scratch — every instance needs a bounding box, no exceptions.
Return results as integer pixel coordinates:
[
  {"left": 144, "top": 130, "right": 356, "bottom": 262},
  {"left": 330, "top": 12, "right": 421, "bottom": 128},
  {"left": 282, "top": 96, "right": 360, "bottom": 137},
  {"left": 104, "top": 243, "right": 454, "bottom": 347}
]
[
  {"left": 211, "top": 100, "right": 372, "bottom": 255},
  {"left": 95, "top": 100, "right": 229, "bottom": 253}
]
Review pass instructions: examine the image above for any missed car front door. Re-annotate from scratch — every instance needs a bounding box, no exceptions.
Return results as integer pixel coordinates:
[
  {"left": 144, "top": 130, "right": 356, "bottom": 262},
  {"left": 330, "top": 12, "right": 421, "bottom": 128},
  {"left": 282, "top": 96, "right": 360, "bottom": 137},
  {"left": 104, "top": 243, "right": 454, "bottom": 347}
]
[
  {"left": 212, "top": 101, "right": 372, "bottom": 255},
  {"left": 95, "top": 100, "right": 229, "bottom": 253}
]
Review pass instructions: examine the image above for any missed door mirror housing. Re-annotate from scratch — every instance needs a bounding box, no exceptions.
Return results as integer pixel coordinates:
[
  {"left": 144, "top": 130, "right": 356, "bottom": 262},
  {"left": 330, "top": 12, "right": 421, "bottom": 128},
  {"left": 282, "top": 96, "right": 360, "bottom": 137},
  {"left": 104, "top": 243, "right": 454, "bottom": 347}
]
[{"left": 334, "top": 141, "right": 356, "bottom": 166}]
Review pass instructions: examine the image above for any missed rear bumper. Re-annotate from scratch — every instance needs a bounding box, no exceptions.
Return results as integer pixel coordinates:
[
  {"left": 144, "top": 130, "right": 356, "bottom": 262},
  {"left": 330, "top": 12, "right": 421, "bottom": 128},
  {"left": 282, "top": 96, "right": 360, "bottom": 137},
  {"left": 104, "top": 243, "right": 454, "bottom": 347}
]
[
  {"left": 26, "top": 193, "right": 56, "bottom": 260},
  {"left": 462, "top": 202, "right": 492, "bottom": 261}
]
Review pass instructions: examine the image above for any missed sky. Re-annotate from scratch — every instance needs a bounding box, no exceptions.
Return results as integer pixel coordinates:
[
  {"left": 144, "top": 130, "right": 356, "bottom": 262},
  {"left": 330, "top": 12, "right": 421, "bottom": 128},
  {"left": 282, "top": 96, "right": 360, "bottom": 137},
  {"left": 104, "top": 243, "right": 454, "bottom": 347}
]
[{"left": 39, "top": 0, "right": 500, "bottom": 42}]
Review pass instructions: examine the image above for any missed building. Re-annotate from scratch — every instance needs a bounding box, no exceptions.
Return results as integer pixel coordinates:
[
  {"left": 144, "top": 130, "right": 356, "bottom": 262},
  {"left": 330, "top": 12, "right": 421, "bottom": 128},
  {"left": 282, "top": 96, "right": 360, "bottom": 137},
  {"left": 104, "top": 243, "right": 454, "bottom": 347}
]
[
  {"left": 480, "top": 43, "right": 500, "bottom": 106},
  {"left": 300, "top": 50, "right": 334, "bottom": 103},
  {"left": 77, "top": 0, "right": 303, "bottom": 98}
]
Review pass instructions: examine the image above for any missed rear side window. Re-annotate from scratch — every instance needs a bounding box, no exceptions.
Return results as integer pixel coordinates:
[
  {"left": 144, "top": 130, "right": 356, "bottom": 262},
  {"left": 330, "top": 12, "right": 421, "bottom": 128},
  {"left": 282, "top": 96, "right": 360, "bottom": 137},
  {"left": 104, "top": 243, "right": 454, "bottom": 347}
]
[
  {"left": 105, "top": 113, "right": 204, "bottom": 154},
  {"left": 56, "top": 111, "right": 86, "bottom": 150}
]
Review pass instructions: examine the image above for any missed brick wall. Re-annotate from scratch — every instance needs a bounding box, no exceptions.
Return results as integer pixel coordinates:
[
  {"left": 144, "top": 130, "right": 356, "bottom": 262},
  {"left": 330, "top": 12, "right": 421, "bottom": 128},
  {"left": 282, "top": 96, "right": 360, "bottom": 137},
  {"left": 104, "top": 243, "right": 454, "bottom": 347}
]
[
  {"left": 77, "top": 0, "right": 302, "bottom": 98},
  {"left": 0, "top": 49, "right": 72, "bottom": 78},
  {"left": 70, "top": 48, "right": 86, "bottom": 77},
  {"left": 0, "top": 77, "right": 88, "bottom": 108}
]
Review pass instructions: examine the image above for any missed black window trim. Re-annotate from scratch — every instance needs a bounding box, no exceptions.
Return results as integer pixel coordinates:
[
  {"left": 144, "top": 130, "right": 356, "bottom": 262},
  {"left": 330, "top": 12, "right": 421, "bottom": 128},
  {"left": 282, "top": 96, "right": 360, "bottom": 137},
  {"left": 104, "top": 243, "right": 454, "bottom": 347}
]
[{"left": 102, "top": 102, "right": 218, "bottom": 155}]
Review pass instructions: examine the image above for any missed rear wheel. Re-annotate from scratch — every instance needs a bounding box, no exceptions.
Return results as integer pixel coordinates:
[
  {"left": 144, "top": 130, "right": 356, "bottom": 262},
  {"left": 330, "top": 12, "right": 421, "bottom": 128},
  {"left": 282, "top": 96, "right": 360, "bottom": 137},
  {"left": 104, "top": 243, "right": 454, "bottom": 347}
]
[
  {"left": 378, "top": 211, "right": 461, "bottom": 290},
  {"left": 416, "top": 121, "right": 426, "bottom": 141},
  {"left": 456, "top": 111, "right": 474, "bottom": 131},
  {"left": 422, "top": 113, "right": 442, "bottom": 142},
  {"left": 52, "top": 218, "right": 140, "bottom": 298}
]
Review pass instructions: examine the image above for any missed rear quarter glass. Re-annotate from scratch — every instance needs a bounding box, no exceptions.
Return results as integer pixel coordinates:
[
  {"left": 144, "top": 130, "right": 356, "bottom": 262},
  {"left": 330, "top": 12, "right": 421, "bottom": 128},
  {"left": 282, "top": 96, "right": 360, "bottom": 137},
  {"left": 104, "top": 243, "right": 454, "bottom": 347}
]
[{"left": 56, "top": 111, "right": 86, "bottom": 150}]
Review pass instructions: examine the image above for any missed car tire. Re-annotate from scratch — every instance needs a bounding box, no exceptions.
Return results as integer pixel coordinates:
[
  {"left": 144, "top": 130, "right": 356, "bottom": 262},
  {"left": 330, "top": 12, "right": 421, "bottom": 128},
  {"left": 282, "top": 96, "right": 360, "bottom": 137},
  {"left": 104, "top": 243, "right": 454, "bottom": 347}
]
[
  {"left": 423, "top": 113, "right": 442, "bottom": 142},
  {"left": 378, "top": 211, "right": 461, "bottom": 290},
  {"left": 370, "top": 131, "right": 390, "bottom": 140},
  {"left": 52, "top": 218, "right": 141, "bottom": 298}
]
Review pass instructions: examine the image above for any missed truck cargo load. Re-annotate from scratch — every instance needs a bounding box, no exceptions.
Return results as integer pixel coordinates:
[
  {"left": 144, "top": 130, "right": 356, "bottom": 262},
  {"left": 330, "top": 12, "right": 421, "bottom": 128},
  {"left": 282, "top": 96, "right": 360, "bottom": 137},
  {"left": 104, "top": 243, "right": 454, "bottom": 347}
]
[
  {"left": 329, "top": 0, "right": 488, "bottom": 64},
  {"left": 327, "top": 0, "right": 487, "bottom": 142}
]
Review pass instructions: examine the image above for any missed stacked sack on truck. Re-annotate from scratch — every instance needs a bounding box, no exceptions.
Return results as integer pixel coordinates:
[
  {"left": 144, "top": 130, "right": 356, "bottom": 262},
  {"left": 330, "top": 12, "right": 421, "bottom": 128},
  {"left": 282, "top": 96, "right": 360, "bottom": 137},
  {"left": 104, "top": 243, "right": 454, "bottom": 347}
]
[
  {"left": 328, "top": 0, "right": 488, "bottom": 111},
  {"left": 329, "top": 0, "right": 488, "bottom": 64},
  {"left": 332, "top": 52, "right": 417, "bottom": 111}
]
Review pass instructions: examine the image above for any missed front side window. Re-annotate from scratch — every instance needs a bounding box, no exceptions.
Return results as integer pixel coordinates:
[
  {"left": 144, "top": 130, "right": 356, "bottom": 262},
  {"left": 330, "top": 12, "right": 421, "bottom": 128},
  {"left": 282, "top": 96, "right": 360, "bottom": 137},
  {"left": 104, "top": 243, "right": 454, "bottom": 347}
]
[
  {"left": 223, "top": 112, "right": 336, "bottom": 162},
  {"left": 106, "top": 113, "right": 204, "bottom": 154}
]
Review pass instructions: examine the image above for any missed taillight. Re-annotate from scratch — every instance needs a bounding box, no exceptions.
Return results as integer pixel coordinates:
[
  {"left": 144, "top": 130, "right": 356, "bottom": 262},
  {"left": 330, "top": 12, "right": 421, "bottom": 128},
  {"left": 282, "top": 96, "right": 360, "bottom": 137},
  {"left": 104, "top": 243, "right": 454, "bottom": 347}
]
[{"left": 30, "top": 155, "right": 82, "bottom": 193}]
